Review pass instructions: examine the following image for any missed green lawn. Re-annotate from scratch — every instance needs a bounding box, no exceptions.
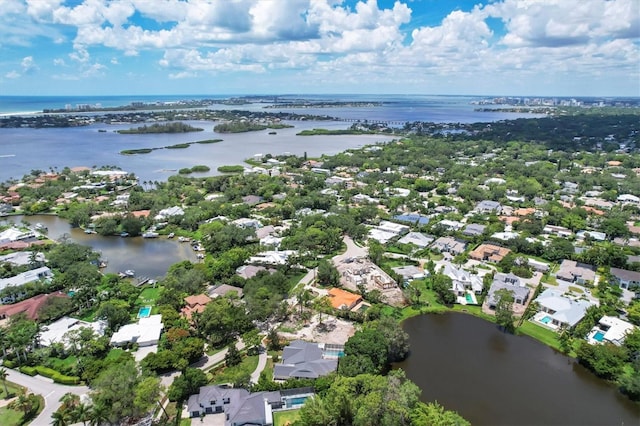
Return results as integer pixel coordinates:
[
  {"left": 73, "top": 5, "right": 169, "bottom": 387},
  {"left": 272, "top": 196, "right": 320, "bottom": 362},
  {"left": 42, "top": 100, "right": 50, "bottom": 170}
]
[
  {"left": 47, "top": 356, "right": 78, "bottom": 374},
  {"left": 273, "top": 409, "right": 301, "bottom": 426},
  {"left": 136, "top": 286, "right": 161, "bottom": 307},
  {"left": 541, "top": 274, "right": 559, "bottom": 286},
  {"left": 517, "top": 321, "right": 562, "bottom": 352},
  {"left": 0, "top": 406, "right": 23, "bottom": 426},
  {"left": 209, "top": 355, "right": 259, "bottom": 384},
  {"left": 0, "top": 381, "right": 23, "bottom": 400}
]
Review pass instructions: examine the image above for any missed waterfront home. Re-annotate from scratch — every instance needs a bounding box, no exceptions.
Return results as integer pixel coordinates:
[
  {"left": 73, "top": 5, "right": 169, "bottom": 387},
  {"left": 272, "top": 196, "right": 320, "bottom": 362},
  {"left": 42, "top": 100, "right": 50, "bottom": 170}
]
[
  {"left": 154, "top": 206, "right": 184, "bottom": 221},
  {"left": 440, "top": 263, "right": 483, "bottom": 304},
  {"left": 0, "top": 251, "right": 45, "bottom": 267},
  {"left": 587, "top": 316, "right": 637, "bottom": 346},
  {"left": 0, "top": 266, "right": 53, "bottom": 293},
  {"left": 187, "top": 385, "right": 314, "bottom": 423},
  {"left": 556, "top": 260, "right": 596, "bottom": 285},
  {"left": 469, "top": 244, "right": 511, "bottom": 263},
  {"left": 609, "top": 267, "right": 640, "bottom": 290},
  {"left": 431, "top": 236, "right": 467, "bottom": 255},
  {"left": 533, "top": 289, "right": 595, "bottom": 330},
  {"left": 0, "top": 227, "right": 36, "bottom": 244},
  {"left": 273, "top": 340, "right": 338, "bottom": 380},
  {"left": 110, "top": 314, "right": 163, "bottom": 347},
  {"left": 486, "top": 273, "right": 530, "bottom": 309}
]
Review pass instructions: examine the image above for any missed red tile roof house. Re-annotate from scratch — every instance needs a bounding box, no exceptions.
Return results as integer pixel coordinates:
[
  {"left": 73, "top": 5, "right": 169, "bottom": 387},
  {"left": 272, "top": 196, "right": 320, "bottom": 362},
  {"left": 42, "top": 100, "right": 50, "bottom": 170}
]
[
  {"left": 0, "top": 292, "right": 70, "bottom": 323},
  {"left": 181, "top": 294, "right": 212, "bottom": 320}
]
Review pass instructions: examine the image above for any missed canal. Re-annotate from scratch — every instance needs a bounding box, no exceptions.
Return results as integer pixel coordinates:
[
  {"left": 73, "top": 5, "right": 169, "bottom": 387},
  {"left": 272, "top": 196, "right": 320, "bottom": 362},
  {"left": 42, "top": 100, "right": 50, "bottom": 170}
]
[
  {"left": 2, "top": 215, "right": 198, "bottom": 279},
  {"left": 394, "top": 313, "right": 640, "bottom": 426}
]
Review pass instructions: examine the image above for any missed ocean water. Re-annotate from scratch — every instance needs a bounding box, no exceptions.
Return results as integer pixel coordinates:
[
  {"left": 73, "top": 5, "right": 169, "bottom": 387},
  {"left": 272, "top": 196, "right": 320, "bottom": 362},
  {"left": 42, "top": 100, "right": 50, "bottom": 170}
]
[{"left": 0, "top": 94, "right": 544, "bottom": 183}]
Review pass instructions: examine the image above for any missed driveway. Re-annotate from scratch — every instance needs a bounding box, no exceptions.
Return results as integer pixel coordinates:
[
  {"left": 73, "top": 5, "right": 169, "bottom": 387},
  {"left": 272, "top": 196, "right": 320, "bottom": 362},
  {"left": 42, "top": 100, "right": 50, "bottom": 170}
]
[
  {"left": 332, "top": 236, "right": 368, "bottom": 264},
  {"left": 6, "top": 369, "right": 90, "bottom": 426}
]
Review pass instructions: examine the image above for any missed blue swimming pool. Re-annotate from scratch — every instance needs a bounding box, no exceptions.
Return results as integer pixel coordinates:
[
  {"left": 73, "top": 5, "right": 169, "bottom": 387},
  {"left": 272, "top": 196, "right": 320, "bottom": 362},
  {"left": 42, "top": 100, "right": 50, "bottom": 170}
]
[
  {"left": 138, "top": 306, "right": 151, "bottom": 318},
  {"left": 324, "top": 349, "right": 345, "bottom": 357},
  {"left": 540, "top": 315, "right": 552, "bottom": 324},
  {"left": 465, "top": 293, "right": 474, "bottom": 303},
  {"left": 286, "top": 396, "right": 308, "bottom": 407},
  {"left": 593, "top": 331, "right": 605, "bottom": 342}
]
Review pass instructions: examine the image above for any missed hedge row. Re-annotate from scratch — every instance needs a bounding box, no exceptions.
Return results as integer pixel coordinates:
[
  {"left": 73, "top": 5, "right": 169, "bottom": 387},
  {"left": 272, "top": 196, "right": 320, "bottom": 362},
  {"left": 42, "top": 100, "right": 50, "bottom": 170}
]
[
  {"left": 19, "top": 366, "right": 37, "bottom": 376},
  {"left": 18, "top": 365, "right": 80, "bottom": 384},
  {"left": 3, "top": 359, "right": 16, "bottom": 368}
]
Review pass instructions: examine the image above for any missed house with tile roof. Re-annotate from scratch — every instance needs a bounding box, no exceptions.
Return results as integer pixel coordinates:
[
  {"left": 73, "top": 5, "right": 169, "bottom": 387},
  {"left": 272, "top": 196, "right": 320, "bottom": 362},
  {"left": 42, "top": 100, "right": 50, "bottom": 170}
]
[
  {"left": 273, "top": 340, "right": 338, "bottom": 380},
  {"left": 0, "top": 292, "right": 70, "bottom": 323},
  {"left": 327, "top": 288, "right": 362, "bottom": 310},
  {"left": 181, "top": 294, "right": 212, "bottom": 320},
  {"left": 187, "top": 385, "right": 314, "bottom": 424},
  {"left": 469, "top": 244, "right": 511, "bottom": 263},
  {"left": 486, "top": 273, "right": 530, "bottom": 308},
  {"left": 556, "top": 260, "right": 596, "bottom": 285}
]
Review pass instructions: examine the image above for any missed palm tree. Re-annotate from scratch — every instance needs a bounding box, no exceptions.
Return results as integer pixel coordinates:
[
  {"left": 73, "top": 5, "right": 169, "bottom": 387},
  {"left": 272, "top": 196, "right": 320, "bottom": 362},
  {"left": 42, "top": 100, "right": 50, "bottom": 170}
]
[
  {"left": 51, "top": 410, "right": 71, "bottom": 426},
  {"left": 59, "top": 392, "right": 79, "bottom": 411},
  {"left": 0, "top": 367, "right": 9, "bottom": 399},
  {"left": 74, "top": 402, "right": 91, "bottom": 426},
  {"left": 88, "top": 402, "right": 111, "bottom": 426}
]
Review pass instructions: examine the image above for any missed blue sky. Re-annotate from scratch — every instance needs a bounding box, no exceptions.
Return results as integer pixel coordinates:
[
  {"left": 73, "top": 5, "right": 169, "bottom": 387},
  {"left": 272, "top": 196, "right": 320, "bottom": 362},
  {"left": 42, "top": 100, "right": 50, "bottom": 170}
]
[{"left": 0, "top": 0, "right": 638, "bottom": 96}]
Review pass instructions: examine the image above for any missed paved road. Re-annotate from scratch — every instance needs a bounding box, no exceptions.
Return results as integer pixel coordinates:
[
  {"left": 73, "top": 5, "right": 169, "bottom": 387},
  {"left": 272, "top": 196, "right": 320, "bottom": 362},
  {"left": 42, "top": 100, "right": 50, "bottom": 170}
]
[
  {"left": 6, "top": 369, "right": 90, "bottom": 426},
  {"left": 332, "top": 235, "right": 368, "bottom": 264}
]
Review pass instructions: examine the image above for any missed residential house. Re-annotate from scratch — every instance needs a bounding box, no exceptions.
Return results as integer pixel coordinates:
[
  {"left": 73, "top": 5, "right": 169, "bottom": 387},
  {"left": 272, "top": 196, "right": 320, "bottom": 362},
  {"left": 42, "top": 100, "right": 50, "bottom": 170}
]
[
  {"left": 436, "top": 220, "right": 465, "bottom": 231},
  {"left": 431, "top": 237, "right": 467, "bottom": 255},
  {"left": 0, "top": 228, "right": 35, "bottom": 244},
  {"left": 187, "top": 385, "right": 314, "bottom": 423},
  {"left": 0, "top": 292, "right": 70, "bottom": 323},
  {"left": 0, "top": 251, "right": 45, "bottom": 267},
  {"left": 392, "top": 265, "right": 427, "bottom": 281},
  {"left": 235, "top": 265, "right": 275, "bottom": 280},
  {"left": 397, "top": 232, "right": 434, "bottom": 248},
  {"left": 440, "top": 263, "right": 483, "bottom": 304},
  {"left": 0, "top": 266, "right": 53, "bottom": 293},
  {"left": 273, "top": 340, "right": 338, "bottom": 380},
  {"left": 475, "top": 200, "right": 502, "bottom": 214},
  {"left": 209, "top": 284, "right": 244, "bottom": 299},
  {"left": 576, "top": 230, "right": 607, "bottom": 241},
  {"left": 617, "top": 194, "right": 640, "bottom": 205},
  {"left": 39, "top": 316, "right": 106, "bottom": 348},
  {"left": 486, "top": 273, "right": 530, "bottom": 309},
  {"left": 247, "top": 250, "right": 297, "bottom": 266},
  {"left": 543, "top": 225, "right": 573, "bottom": 238},
  {"left": 556, "top": 260, "right": 596, "bottom": 285},
  {"left": 609, "top": 267, "right": 640, "bottom": 290},
  {"left": 327, "top": 288, "right": 362, "bottom": 310},
  {"left": 469, "top": 244, "right": 511, "bottom": 263},
  {"left": 462, "top": 223, "right": 486, "bottom": 237},
  {"left": 154, "top": 206, "right": 184, "bottom": 221},
  {"left": 533, "top": 289, "right": 595, "bottom": 330},
  {"left": 392, "top": 213, "right": 430, "bottom": 226},
  {"left": 587, "top": 316, "right": 637, "bottom": 346},
  {"left": 181, "top": 294, "right": 212, "bottom": 320},
  {"left": 110, "top": 314, "right": 164, "bottom": 347}
]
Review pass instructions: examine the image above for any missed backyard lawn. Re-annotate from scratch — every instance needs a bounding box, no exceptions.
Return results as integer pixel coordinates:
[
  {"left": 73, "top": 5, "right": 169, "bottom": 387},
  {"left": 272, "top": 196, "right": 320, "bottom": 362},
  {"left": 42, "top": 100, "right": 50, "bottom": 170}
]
[
  {"left": 0, "top": 406, "right": 23, "bottom": 426},
  {"left": 209, "top": 355, "right": 259, "bottom": 384},
  {"left": 136, "top": 286, "right": 161, "bottom": 307},
  {"left": 273, "top": 409, "right": 301, "bottom": 426},
  {"left": 518, "top": 321, "right": 563, "bottom": 353}
]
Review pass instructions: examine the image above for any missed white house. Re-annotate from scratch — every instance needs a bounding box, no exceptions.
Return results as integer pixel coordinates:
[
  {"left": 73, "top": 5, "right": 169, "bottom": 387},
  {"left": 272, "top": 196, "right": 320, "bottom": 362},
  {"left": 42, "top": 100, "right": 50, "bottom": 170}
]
[
  {"left": 533, "top": 289, "right": 595, "bottom": 330},
  {"left": 587, "top": 316, "right": 637, "bottom": 346},
  {"left": 110, "top": 314, "right": 164, "bottom": 347}
]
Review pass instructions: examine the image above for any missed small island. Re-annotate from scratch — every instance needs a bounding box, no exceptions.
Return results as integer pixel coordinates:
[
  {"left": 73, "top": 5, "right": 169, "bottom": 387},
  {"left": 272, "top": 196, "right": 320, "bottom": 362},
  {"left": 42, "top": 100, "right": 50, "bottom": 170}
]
[
  {"left": 119, "top": 139, "right": 224, "bottom": 155},
  {"left": 297, "top": 128, "right": 373, "bottom": 136},
  {"left": 178, "top": 165, "right": 211, "bottom": 174},
  {"left": 213, "top": 121, "right": 293, "bottom": 133},
  {"left": 217, "top": 165, "right": 245, "bottom": 173},
  {"left": 117, "top": 122, "right": 204, "bottom": 134}
]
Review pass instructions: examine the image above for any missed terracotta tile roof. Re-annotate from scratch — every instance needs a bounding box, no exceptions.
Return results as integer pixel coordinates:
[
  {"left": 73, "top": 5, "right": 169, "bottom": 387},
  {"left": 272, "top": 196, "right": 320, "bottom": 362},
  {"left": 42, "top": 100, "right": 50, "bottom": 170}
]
[
  {"left": 328, "top": 288, "right": 362, "bottom": 310},
  {"left": 185, "top": 294, "right": 211, "bottom": 307},
  {"left": 0, "top": 292, "right": 70, "bottom": 321},
  {"left": 131, "top": 210, "right": 151, "bottom": 218}
]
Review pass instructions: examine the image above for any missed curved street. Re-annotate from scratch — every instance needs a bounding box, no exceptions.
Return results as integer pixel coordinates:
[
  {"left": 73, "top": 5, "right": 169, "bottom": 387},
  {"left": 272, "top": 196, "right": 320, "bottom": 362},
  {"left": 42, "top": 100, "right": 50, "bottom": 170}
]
[{"left": 5, "top": 369, "right": 90, "bottom": 426}]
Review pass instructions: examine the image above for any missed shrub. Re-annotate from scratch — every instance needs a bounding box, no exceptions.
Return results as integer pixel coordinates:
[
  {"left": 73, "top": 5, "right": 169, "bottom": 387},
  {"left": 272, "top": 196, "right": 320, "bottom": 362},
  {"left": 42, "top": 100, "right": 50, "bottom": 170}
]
[
  {"left": 3, "top": 359, "right": 16, "bottom": 368},
  {"left": 35, "top": 366, "right": 58, "bottom": 378},
  {"left": 20, "top": 366, "right": 37, "bottom": 376},
  {"left": 53, "top": 374, "right": 80, "bottom": 385}
]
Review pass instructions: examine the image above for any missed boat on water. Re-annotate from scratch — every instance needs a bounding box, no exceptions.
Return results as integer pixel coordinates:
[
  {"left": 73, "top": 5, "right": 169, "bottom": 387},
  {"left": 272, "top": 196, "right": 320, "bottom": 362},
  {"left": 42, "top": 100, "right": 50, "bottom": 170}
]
[
  {"left": 84, "top": 228, "right": 96, "bottom": 234},
  {"left": 35, "top": 223, "right": 47, "bottom": 231},
  {"left": 167, "top": 232, "right": 175, "bottom": 238},
  {"left": 178, "top": 236, "right": 191, "bottom": 243},
  {"left": 119, "top": 269, "right": 135, "bottom": 278},
  {"left": 142, "top": 231, "right": 159, "bottom": 238},
  {"left": 120, "top": 232, "right": 130, "bottom": 237}
]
